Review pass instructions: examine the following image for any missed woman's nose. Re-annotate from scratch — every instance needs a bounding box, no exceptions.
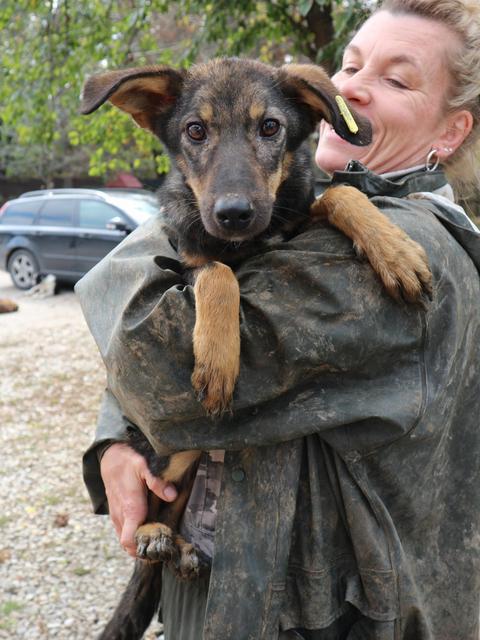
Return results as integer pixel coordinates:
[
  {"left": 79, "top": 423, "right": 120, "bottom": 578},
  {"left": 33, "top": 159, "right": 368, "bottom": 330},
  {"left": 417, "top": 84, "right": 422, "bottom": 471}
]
[{"left": 336, "top": 73, "right": 371, "bottom": 106}]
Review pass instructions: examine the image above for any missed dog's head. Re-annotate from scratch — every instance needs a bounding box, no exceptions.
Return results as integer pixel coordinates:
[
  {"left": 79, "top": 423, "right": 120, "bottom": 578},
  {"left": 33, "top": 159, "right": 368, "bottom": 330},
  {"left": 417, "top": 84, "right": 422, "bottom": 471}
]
[{"left": 81, "top": 58, "right": 371, "bottom": 242}]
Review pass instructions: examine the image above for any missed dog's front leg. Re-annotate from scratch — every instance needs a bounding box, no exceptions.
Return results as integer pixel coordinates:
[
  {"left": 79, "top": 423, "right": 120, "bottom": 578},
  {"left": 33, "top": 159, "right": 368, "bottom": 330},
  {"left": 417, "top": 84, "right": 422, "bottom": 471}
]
[
  {"left": 311, "top": 185, "right": 433, "bottom": 303},
  {"left": 191, "top": 261, "right": 240, "bottom": 416},
  {"left": 181, "top": 257, "right": 241, "bottom": 416}
]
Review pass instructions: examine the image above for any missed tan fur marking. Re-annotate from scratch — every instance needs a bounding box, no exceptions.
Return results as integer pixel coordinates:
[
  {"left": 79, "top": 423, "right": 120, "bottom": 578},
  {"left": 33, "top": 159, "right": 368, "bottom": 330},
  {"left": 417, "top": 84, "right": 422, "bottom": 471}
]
[
  {"left": 281, "top": 151, "right": 293, "bottom": 183},
  {"left": 135, "top": 522, "right": 172, "bottom": 539},
  {"left": 311, "top": 185, "right": 432, "bottom": 302},
  {"left": 282, "top": 63, "right": 336, "bottom": 121},
  {"left": 191, "top": 262, "right": 241, "bottom": 415},
  {"left": 162, "top": 451, "right": 202, "bottom": 483},
  {"left": 110, "top": 77, "right": 173, "bottom": 113},
  {"left": 249, "top": 102, "right": 265, "bottom": 120},
  {"left": 180, "top": 252, "right": 211, "bottom": 268},
  {"left": 186, "top": 175, "right": 205, "bottom": 205},
  {"left": 104, "top": 74, "right": 180, "bottom": 130},
  {"left": 284, "top": 63, "right": 331, "bottom": 88},
  {"left": 267, "top": 166, "right": 284, "bottom": 200},
  {"left": 199, "top": 102, "right": 213, "bottom": 123}
]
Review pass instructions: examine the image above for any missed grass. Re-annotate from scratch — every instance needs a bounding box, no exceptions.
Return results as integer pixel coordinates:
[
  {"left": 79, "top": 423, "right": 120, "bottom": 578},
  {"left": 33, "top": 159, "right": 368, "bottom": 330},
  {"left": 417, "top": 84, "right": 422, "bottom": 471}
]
[{"left": 1, "top": 600, "right": 24, "bottom": 616}]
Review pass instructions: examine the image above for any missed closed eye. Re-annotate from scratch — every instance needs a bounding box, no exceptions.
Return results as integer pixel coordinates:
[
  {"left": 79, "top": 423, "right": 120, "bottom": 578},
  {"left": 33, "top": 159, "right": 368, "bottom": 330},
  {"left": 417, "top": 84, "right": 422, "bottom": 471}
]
[{"left": 387, "top": 78, "right": 409, "bottom": 89}]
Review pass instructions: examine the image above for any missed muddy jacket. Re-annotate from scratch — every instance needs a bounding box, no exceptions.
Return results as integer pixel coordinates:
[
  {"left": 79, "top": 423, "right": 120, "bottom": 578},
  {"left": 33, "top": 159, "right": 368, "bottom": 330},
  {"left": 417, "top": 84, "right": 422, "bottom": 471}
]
[{"left": 77, "top": 163, "right": 480, "bottom": 640}]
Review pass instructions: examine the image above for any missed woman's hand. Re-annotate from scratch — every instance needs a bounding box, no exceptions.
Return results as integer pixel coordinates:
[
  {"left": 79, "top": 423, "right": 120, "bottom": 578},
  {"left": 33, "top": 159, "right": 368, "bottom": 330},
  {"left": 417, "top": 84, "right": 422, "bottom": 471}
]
[{"left": 100, "top": 442, "right": 178, "bottom": 557}]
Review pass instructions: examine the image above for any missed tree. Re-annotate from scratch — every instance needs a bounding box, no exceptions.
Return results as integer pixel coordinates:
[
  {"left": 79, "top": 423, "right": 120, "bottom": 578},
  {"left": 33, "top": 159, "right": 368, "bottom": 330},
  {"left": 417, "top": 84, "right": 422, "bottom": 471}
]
[
  {"left": 180, "top": 0, "right": 374, "bottom": 72},
  {"left": 0, "top": 1, "right": 184, "bottom": 185},
  {"left": 0, "top": 1, "right": 375, "bottom": 184}
]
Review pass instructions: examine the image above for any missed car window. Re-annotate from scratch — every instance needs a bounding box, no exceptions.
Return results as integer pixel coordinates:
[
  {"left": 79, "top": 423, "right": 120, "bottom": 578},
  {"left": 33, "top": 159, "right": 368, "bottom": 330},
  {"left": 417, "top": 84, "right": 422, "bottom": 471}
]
[
  {"left": 107, "top": 194, "right": 158, "bottom": 225},
  {"left": 0, "top": 201, "right": 42, "bottom": 224},
  {"left": 78, "top": 200, "right": 124, "bottom": 229},
  {"left": 37, "top": 199, "right": 75, "bottom": 226}
]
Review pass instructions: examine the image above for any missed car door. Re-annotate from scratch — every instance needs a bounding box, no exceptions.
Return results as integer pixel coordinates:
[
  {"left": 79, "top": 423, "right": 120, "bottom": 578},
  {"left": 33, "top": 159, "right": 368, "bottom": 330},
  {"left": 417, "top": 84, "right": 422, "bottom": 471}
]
[
  {"left": 0, "top": 199, "right": 43, "bottom": 268},
  {"left": 74, "top": 199, "right": 130, "bottom": 274},
  {"left": 33, "top": 198, "right": 79, "bottom": 276}
]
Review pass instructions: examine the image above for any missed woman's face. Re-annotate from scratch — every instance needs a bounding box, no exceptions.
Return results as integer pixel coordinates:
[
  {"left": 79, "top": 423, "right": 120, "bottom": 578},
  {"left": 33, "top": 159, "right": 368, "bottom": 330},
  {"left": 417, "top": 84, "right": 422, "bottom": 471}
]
[{"left": 315, "top": 11, "right": 461, "bottom": 174}]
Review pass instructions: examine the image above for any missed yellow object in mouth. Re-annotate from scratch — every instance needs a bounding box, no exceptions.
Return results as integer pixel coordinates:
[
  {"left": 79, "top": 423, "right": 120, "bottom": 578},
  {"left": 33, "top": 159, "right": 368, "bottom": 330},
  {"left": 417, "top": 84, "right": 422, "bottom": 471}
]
[{"left": 335, "top": 95, "right": 359, "bottom": 134}]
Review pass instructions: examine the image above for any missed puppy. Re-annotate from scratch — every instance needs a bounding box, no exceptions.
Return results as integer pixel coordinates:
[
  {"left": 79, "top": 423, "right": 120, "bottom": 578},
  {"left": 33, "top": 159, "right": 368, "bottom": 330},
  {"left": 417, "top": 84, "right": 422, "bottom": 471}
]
[
  {"left": 81, "top": 58, "right": 431, "bottom": 639},
  {"left": 24, "top": 273, "right": 57, "bottom": 298}
]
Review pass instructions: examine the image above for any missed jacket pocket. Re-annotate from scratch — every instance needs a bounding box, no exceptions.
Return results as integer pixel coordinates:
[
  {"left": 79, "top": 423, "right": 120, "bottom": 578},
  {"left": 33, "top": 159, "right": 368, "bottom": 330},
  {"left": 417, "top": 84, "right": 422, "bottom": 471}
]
[{"left": 261, "top": 581, "right": 287, "bottom": 640}]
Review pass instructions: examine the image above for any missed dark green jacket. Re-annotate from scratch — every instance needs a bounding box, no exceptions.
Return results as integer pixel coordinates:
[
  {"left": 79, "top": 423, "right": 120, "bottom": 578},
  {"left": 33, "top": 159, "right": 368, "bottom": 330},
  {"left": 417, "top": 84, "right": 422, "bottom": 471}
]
[{"left": 77, "top": 164, "right": 480, "bottom": 640}]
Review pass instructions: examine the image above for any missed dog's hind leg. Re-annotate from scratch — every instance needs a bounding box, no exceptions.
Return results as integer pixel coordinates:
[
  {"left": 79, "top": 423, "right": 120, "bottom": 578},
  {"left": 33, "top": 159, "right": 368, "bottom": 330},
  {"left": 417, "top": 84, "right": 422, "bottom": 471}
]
[
  {"left": 134, "top": 451, "right": 206, "bottom": 578},
  {"left": 99, "top": 559, "right": 162, "bottom": 640},
  {"left": 99, "top": 492, "right": 165, "bottom": 639},
  {"left": 311, "top": 185, "right": 432, "bottom": 303}
]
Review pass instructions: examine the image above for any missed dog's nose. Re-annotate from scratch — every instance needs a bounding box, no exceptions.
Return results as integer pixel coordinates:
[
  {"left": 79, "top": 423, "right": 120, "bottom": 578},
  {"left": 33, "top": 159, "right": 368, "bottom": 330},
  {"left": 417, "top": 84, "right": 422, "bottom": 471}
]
[{"left": 214, "top": 196, "right": 253, "bottom": 231}]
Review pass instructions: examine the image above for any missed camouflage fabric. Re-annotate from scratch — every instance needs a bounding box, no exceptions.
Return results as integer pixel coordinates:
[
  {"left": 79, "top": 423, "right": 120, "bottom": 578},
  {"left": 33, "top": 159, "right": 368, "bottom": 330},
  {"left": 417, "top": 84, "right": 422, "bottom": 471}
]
[
  {"left": 79, "top": 164, "right": 480, "bottom": 640},
  {"left": 179, "top": 450, "right": 224, "bottom": 559}
]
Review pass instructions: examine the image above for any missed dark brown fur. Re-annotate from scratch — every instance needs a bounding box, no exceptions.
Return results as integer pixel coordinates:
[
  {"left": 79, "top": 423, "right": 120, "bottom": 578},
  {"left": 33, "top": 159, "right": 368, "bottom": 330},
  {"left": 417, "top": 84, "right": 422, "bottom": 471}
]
[{"left": 82, "top": 58, "right": 431, "bottom": 639}]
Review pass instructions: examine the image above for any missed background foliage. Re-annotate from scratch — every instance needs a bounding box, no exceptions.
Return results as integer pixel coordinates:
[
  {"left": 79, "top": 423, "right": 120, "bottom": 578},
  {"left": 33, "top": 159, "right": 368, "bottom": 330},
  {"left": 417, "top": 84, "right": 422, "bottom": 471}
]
[{"left": 0, "top": 0, "right": 376, "bottom": 185}]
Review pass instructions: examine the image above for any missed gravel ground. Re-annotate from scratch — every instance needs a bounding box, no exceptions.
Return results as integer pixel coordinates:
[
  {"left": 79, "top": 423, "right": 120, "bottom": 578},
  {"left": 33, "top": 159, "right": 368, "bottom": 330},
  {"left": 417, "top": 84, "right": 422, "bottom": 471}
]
[{"left": 0, "top": 271, "right": 163, "bottom": 639}]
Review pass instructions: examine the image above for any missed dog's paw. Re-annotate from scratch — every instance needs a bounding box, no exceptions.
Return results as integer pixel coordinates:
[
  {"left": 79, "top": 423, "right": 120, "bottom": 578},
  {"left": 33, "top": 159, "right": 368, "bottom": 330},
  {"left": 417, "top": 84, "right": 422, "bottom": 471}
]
[
  {"left": 191, "top": 358, "right": 238, "bottom": 417},
  {"left": 135, "top": 522, "right": 177, "bottom": 563},
  {"left": 355, "top": 229, "right": 433, "bottom": 305},
  {"left": 315, "top": 185, "right": 433, "bottom": 306},
  {"left": 172, "top": 536, "right": 210, "bottom": 581}
]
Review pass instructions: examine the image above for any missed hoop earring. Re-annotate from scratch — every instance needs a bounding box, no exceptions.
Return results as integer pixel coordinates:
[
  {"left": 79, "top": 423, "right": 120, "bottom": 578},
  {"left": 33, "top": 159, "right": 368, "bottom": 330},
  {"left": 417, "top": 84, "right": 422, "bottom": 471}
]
[{"left": 425, "top": 148, "right": 440, "bottom": 172}]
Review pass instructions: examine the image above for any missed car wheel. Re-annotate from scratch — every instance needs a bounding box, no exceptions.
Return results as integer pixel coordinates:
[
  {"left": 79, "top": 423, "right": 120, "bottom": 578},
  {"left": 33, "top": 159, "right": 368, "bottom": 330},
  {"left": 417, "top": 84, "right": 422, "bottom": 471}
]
[{"left": 7, "top": 249, "right": 40, "bottom": 290}]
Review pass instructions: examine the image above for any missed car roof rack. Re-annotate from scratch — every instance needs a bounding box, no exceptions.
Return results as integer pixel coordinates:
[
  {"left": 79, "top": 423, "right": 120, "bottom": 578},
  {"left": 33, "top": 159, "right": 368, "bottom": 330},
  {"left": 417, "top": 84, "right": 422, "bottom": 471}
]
[{"left": 19, "top": 188, "right": 106, "bottom": 199}]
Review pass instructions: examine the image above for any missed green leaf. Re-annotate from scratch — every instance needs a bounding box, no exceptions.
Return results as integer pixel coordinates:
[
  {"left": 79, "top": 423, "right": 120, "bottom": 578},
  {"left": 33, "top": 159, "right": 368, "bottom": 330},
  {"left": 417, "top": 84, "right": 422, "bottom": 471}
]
[{"left": 298, "top": 0, "right": 314, "bottom": 17}]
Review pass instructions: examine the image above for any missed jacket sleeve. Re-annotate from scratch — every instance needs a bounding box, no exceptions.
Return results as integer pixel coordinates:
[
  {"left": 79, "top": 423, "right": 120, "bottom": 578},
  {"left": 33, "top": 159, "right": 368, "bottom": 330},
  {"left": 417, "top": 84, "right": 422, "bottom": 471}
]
[
  {"left": 76, "top": 200, "right": 431, "bottom": 458},
  {"left": 82, "top": 388, "right": 137, "bottom": 514}
]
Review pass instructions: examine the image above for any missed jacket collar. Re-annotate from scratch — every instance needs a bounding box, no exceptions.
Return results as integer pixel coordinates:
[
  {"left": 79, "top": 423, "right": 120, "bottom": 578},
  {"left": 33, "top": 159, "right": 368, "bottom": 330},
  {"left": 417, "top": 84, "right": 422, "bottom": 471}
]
[{"left": 318, "top": 160, "right": 448, "bottom": 198}]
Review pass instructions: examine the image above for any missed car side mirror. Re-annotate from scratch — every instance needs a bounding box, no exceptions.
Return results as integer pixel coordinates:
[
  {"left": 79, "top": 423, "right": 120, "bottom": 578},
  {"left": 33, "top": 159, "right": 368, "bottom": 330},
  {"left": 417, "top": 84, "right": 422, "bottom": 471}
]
[{"left": 106, "top": 216, "right": 132, "bottom": 233}]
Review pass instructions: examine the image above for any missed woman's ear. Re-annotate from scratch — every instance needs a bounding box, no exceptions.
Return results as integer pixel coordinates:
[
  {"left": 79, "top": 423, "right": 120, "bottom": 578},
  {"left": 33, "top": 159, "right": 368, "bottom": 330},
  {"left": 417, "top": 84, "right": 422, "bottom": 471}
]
[{"left": 435, "top": 110, "right": 474, "bottom": 159}]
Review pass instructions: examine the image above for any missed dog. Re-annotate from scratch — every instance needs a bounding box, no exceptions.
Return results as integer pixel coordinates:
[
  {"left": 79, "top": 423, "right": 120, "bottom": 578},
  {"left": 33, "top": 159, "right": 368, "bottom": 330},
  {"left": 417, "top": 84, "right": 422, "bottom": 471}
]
[
  {"left": 0, "top": 298, "right": 18, "bottom": 313},
  {"left": 24, "top": 274, "right": 57, "bottom": 298},
  {"left": 81, "top": 58, "right": 432, "bottom": 639}
]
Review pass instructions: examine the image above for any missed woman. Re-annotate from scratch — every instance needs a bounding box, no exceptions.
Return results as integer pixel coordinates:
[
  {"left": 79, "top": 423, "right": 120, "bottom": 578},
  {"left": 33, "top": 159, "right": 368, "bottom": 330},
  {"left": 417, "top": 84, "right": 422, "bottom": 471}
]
[{"left": 77, "top": 1, "right": 480, "bottom": 638}]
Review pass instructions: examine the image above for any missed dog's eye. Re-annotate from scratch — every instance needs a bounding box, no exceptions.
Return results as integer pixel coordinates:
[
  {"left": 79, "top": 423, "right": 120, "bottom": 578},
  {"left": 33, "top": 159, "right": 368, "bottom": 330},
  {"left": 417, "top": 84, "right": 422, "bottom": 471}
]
[
  {"left": 260, "top": 119, "right": 280, "bottom": 137},
  {"left": 186, "top": 122, "right": 207, "bottom": 141}
]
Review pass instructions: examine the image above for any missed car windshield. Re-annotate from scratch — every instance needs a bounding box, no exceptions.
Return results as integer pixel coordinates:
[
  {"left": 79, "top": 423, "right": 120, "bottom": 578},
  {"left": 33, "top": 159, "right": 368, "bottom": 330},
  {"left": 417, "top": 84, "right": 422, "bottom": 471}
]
[{"left": 106, "top": 192, "right": 159, "bottom": 224}]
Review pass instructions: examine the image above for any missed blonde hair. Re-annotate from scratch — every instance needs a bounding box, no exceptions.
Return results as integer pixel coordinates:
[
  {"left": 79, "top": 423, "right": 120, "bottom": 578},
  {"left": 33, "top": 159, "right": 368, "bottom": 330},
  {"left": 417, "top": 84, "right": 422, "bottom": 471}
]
[{"left": 379, "top": 0, "right": 480, "bottom": 197}]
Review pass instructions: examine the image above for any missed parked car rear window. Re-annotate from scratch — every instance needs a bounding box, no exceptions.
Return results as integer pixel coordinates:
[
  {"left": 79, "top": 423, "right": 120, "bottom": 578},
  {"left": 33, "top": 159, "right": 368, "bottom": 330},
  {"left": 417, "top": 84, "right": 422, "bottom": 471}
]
[
  {"left": 37, "top": 199, "right": 75, "bottom": 226},
  {"left": 0, "top": 201, "right": 42, "bottom": 225},
  {"left": 78, "top": 200, "right": 124, "bottom": 229}
]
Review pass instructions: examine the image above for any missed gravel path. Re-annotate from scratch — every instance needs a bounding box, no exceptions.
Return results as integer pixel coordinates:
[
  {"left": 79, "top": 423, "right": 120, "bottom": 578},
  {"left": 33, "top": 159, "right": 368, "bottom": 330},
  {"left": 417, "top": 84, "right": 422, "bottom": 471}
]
[{"left": 0, "top": 271, "right": 163, "bottom": 639}]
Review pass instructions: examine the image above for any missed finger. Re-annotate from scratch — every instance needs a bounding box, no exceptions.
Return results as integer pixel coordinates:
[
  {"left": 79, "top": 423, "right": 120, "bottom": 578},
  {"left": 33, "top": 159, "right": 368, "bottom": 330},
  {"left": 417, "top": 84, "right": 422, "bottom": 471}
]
[
  {"left": 120, "top": 517, "right": 141, "bottom": 557},
  {"left": 145, "top": 473, "right": 178, "bottom": 502},
  {"left": 120, "top": 491, "right": 148, "bottom": 555}
]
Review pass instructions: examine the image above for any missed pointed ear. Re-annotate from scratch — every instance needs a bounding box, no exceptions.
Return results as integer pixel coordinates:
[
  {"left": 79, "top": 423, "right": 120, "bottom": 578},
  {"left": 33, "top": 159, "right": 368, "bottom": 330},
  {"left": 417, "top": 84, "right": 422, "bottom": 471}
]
[
  {"left": 80, "top": 66, "right": 185, "bottom": 131},
  {"left": 280, "top": 63, "right": 372, "bottom": 146}
]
